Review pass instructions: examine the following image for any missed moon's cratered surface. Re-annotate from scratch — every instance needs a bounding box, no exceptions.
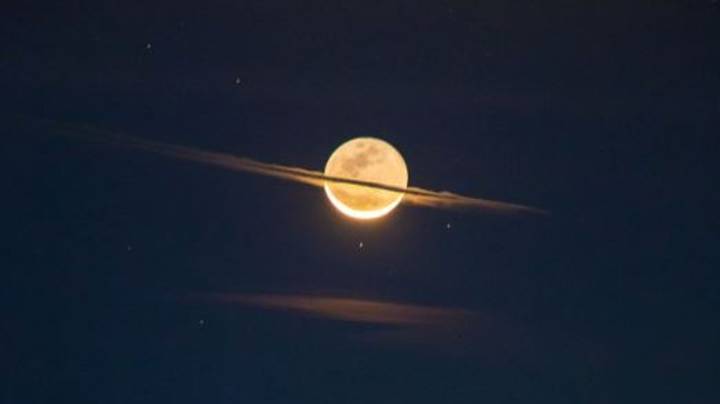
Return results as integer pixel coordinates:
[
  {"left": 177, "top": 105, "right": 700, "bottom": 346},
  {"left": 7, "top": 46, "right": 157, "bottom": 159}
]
[{"left": 324, "top": 137, "right": 408, "bottom": 220}]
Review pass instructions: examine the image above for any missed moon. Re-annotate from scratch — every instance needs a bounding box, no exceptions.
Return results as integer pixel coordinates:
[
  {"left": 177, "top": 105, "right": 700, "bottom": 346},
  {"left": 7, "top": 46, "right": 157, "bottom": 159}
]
[{"left": 324, "top": 137, "right": 409, "bottom": 220}]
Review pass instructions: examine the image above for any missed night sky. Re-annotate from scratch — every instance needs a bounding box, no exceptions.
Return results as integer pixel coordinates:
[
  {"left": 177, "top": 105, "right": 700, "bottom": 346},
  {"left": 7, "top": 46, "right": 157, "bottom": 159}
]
[{"left": 4, "top": 1, "right": 720, "bottom": 403}]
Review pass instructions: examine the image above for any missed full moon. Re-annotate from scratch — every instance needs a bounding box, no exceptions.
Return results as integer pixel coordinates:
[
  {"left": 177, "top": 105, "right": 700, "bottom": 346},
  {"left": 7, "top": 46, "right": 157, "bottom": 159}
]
[{"left": 324, "top": 137, "right": 408, "bottom": 220}]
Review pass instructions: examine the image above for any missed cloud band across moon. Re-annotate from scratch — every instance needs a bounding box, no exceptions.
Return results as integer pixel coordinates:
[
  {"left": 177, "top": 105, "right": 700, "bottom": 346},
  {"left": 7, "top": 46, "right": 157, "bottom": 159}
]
[{"left": 57, "top": 124, "right": 547, "bottom": 215}]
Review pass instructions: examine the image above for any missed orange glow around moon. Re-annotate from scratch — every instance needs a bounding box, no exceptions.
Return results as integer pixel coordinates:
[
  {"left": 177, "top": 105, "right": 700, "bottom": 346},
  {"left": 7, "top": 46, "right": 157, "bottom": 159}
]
[{"left": 324, "top": 137, "right": 408, "bottom": 220}]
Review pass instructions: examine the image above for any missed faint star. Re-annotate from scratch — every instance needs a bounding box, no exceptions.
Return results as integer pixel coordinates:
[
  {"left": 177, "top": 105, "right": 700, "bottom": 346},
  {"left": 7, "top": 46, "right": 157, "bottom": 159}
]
[
  {"left": 358, "top": 241, "right": 364, "bottom": 249},
  {"left": 198, "top": 319, "right": 205, "bottom": 326},
  {"left": 127, "top": 245, "right": 133, "bottom": 251},
  {"left": 446, "top": 223, "right": 452, "bottom": 229},
  {"left": 145, "top": 43, "right": 152, "bottom": 50},
  {"left": 235, "top": 77, "right": 241, "bottom": 85}
]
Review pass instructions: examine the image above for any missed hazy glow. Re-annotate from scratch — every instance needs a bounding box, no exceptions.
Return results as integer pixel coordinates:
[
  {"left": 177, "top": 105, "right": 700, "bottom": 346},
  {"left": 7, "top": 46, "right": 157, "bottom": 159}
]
[{"left": 323, "top": 137, "right": 408, "bottom": 220}]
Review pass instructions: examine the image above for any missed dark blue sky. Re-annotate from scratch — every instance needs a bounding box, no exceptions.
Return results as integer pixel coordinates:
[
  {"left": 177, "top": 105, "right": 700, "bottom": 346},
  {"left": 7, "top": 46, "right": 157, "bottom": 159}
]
[{"left": 4, "top": 1, "right": 719, "bottom": 403}]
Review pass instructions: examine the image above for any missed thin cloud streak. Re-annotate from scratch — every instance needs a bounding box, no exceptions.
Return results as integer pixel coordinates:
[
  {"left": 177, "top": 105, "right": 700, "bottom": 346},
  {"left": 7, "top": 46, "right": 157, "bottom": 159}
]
[
  {"left": 190, "top": 292, "right": 473, "bottom": 326},
  {"left": 57, "top": 123, "right": 547, "bottom": 215},
  {"left": 186, "top": 292, "right": 606, "bottom": 364}
]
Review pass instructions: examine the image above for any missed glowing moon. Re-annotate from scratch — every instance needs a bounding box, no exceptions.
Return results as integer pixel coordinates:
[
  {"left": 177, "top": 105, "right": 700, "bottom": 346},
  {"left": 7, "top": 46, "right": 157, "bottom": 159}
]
[{"left": 324, "top": 137, "right": 408, "bottom": 220}]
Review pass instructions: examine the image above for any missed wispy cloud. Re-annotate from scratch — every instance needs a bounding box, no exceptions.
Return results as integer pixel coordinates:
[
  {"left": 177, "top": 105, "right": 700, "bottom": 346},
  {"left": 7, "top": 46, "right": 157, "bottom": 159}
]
[
  {"left": 188, "top": 292, "right": 605, "bottom": 363},
  {"left": 189, "top": 292, "right": 471, "bottom": 326},
  {"left": 56, "top": 122, "right": 547, "bottom": 215}
]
